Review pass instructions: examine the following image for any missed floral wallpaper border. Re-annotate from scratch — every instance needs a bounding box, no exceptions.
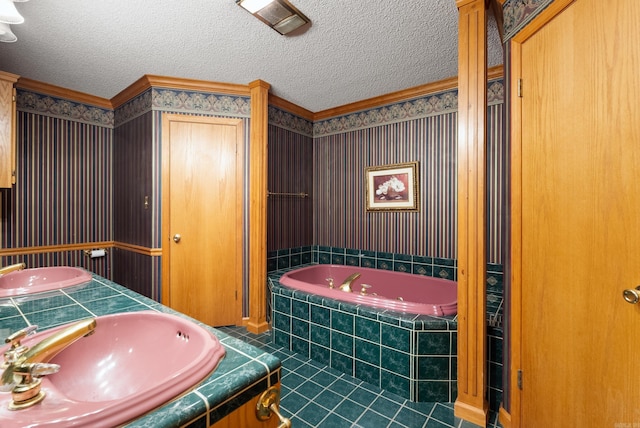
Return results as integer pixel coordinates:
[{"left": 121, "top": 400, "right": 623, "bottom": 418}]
[
  {"left": 314, "top": 80, "right": 504, "bottom": 137},
  {"left": 114, "top": 88, "right": 152, "bottom": 126},
  {"left": 268, "top": 105, "right": 313, "bottom": 137},
  {"left": 18, "top": 78, "right": 504, "bottom": 135},
  {"left": 152, "top": 89, "right": 251, "bottom": 117},
  {"left": 16, "top": 90, "right": 114, "bottom": 128},
  {"left": 115, "top": 88, "right": 251, "bottom": 126},
  {"left": 503, "top": 0, "right": 554, "bottom": 40}
]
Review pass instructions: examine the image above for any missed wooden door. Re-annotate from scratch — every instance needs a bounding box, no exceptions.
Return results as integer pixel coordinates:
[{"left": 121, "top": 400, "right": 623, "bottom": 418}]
[
  {"left": 511, "top": 0, "right": 640, "bottom": 426},
  {"left": 161, "top": 114, "right": 243, "bottom": 327}
]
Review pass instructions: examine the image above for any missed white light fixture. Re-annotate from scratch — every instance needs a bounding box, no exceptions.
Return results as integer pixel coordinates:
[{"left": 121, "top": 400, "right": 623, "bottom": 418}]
[
  {"left": 0, "top": 0, "right": 24, "bottom": 24},
  {"left": 236, "top": 0, "right": 310, "bottom": 35},
  {"left": 0, "top": 0, "right": 28, "bottom": 43},
  {"left": 0, "top": 22, "right": 16, "bottom": 42}
]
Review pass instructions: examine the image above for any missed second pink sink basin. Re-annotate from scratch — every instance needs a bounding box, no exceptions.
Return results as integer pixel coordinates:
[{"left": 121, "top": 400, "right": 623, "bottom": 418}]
[
  {"left": 0, "top": 311, "right": 226, "bottom": 427},
  {"left": 0, "top": 266, "right": 92, "bottom": 298}
]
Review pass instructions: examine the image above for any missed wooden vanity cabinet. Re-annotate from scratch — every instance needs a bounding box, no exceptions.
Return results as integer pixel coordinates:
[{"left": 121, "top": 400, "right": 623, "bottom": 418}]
[
  {"left": 210, "top": 384, "right": 281, "bottom": 428},
  {"left": 0, "top": 71, "right": 19, "bottom": 188}
]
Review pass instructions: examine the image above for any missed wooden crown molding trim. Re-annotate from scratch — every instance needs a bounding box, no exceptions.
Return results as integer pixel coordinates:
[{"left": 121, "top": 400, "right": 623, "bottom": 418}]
[
  {"left": 112, "top": 75, "right": 251, "bottom": 109},
  {"left": 314, "top": 75, "right": 457, "bottom": 121},
  {"left": 16, "top": 78, "right": 113, "bottom": 110},
  {"left": 0, "top": 70, "right": 19, "bottom": 83},
  {"left": 147, "top": 75, "right": 251, "bottom": 95},
  {"left": 313, "top": 65, "right": 502, "bottom": 122},
  {"left": 12, "top": 66, "right": 504, "bottom": 122},
  {"left": 110, "top": 75, "right": 153, "bottom": 109},
  {"left": 457, "top": 0, "right": 485, "bottom": 9},
  {"left": 268, "top": 93, "right": 314, "bottom": 121}
]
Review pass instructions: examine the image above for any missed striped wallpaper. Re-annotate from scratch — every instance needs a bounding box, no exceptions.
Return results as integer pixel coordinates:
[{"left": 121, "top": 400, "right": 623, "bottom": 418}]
[
  {"left": 487, "top": 102, "right": 505, "bottom": 263},
  {"left": 2, "top": 77, "right": 505, "bottom": 304},
  {"left": 313, "top": 113, "right": 460, "bottom": 259},
  {"left": 267, "top": 123, "right": 314, "bottom": 251},
  {"left": 0, "top": 102, "right": 112, "bottom": 278},
  {"left": 11, "top": 111, "right": 112, "bottom": 247},
  {"left": 269, "top": 81, "right": 505, "bottom": 264}
]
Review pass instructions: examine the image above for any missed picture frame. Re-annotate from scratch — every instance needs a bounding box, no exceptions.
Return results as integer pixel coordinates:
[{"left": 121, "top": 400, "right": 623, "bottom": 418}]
[{"left": 365, "top": 161, "right": 419, "bottom": 211}]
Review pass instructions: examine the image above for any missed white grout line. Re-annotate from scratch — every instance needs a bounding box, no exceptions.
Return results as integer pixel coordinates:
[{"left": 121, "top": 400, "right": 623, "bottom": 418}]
[
  {"left": 192, "top": 389, "right": 210, "bottom": 427},
  {"left": 218, "top": 336, "right": 274, "bottom": 386},
  {"left": 60, "top": 289, "right": 98, "bottom": 317},
  {"left": 8, "top": 297, "right": 31, "bottom": 327}
]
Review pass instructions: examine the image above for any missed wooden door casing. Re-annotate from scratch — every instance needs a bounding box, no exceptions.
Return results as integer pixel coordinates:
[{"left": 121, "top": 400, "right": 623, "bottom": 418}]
[{"left": 161, "top": 114, "right": 244, "bottom": 327}]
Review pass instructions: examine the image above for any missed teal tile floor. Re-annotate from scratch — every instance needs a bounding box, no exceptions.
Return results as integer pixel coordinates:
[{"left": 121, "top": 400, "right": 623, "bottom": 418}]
[{"left": 218, "top": 326, "right": 502, "bottom": 428}]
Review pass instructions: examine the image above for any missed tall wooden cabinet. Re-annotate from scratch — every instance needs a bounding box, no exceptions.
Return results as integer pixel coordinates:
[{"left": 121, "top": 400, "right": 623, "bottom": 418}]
[
  {"left": 0, "top": 71, "right": 19, "bottom": 188},
  {"left": 508, "top": 0, "right": 640, "bottom": 426}
]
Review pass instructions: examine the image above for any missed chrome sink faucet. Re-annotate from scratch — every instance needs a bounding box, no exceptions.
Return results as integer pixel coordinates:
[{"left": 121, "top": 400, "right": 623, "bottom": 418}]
[
  {"left": 339, "top": 273, "right": 361, "bottom": 292},
  {"left": 0, "top": 262, "right": 26, "bottom": 276},
  {"left": 1, "top": 318, "right": 97, "bottom": 410}
]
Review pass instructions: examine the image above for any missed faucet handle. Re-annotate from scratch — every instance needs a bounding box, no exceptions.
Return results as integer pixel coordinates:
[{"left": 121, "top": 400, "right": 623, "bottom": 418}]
[
  {"left": 22, "top": 363, "right": 60, "bottom": 378},
  {"left": 360, "top": 284, "right": 372, "bottom": 295},
  {"left": 5, "top": 325, "right": 38, "bottom": 350},
  {"left": 325, "top": 278, "right": 334, "bottom": 289}
]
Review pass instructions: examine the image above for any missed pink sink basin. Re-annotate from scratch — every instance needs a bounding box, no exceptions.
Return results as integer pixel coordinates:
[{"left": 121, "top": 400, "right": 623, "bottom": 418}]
[
  {"left": 0, "top": 267, "right": 92, "bottom": 298},
  {"left": 0, "top": 311, "right": 226, "bottom": 427}
]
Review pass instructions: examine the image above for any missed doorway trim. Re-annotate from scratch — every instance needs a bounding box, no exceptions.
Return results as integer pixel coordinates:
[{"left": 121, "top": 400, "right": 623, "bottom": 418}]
[
  {"left": 160, "top": 113, "right": 245, "bottom": 324},
  {"left": 507, "top": 1, "right": 577, "bottom": 426}
]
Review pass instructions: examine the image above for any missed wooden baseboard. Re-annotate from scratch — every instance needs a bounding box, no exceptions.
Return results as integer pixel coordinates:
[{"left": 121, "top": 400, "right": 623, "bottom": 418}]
[
  {"left": 246, "top": 321, "right": 270, "bottom": 334},
  {"left": 454, "top": 399, "right": 489, "bottom": 427},
  {"left": 499, "top": 406, "right": 512, "bottom": 428}
]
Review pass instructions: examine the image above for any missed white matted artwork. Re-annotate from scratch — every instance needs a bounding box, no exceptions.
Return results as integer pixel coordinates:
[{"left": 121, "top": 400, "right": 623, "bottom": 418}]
[{"left": 365, "top": 161, "right": 419, "bottom": 212}]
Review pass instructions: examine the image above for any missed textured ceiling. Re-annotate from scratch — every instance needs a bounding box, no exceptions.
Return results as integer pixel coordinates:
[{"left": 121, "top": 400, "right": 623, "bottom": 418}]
[{"left": 0, "top": 0, "right": 503, "bottom": 113}]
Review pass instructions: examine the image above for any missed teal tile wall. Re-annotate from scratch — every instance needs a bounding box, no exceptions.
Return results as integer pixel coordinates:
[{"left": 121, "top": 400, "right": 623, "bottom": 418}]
[{"left": 268, "top": 245, "right": 459, "bottom": 281}]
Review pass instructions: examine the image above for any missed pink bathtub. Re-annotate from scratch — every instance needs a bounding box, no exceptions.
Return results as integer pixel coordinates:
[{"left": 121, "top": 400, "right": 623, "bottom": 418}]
[{"left": 279, "top": 264, "right": 457, "bottom": 316}]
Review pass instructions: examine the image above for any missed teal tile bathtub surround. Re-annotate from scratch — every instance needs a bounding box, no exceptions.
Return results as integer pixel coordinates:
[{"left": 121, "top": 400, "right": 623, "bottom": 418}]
[
  {"left": 0, "top": 275, "right": 281, "bottom": 428},
  {"left": 269, "top": 259, "right": 505, "bottom": 412},
  {"left": 269, "top": 268, "right": 458, "bottom": 403}
]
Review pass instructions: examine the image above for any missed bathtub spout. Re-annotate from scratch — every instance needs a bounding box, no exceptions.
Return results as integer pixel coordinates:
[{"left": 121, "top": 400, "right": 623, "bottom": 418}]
[{"left": 339, "top": 273, "right": 361, "bottom": 292}]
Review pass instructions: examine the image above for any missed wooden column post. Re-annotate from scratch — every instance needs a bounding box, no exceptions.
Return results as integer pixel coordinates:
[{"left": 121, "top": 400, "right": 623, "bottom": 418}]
[
  {"left": 246, "top": 79, "right": 270, "bottom": 334},
  {"left": 454, "top": 0, "right": 488, "bottom": 426}
]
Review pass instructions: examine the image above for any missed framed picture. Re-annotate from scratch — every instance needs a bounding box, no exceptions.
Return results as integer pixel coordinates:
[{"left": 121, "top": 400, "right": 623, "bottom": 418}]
[{"left": 365, "top": 161, "right": 419, "bottom": 211}]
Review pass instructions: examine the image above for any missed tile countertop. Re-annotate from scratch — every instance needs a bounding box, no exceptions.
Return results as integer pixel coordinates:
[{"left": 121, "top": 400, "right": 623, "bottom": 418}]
[{"left": 0, "top": 274, "right": 281, "bottom": 428}]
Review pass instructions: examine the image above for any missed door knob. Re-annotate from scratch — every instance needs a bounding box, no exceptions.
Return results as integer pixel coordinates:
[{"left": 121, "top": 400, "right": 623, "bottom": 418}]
[
  {"left": 172, "top": 234, "right": 181, "bottom": 243},
  {"left": 622, "top": 286, "right": 640, "bottom": 304}
]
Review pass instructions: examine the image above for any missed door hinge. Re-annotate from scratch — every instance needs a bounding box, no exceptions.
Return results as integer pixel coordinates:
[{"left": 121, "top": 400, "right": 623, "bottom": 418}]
[
  {"left": 517, "top": 369, "right": 523, "bottom": 390},
  {"left": 517, "top": 78, "right": 523, "bottom": 98}
]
